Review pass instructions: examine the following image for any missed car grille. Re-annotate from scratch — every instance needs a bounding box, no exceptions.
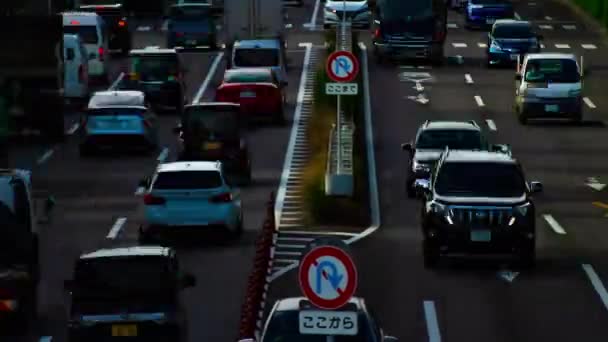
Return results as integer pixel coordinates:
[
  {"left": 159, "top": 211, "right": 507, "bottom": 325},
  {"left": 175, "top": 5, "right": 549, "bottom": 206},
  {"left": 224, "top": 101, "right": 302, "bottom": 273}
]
[{"left": 450, "top": 207, "right": 513, "bottom": 226}]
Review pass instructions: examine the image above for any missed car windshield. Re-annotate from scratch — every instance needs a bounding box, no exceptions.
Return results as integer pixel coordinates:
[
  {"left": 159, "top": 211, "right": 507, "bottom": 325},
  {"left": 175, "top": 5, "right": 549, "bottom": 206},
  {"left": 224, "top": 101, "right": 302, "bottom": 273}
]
[
  {"left": 63, "top": 25, "right": 98, "bottom": 44},
  {"left": 131, "top": 55, "right": 179, "bottom": 81},
  {"left": 184, "top": 107, "right": 239, "bottom": 139},
  {"left": 225, "top": 71, "right": 273, "bottom": 83},
  {"left": 524, "top": 58, "right": 580, "bottom": 83},
  {"left": 74, "top": 256, "right": 175, "bottom": 294},
  {"left": 153, "top": 170, "right": 223, "bottom": 189},
  {"left": 416, "top": 130, "right": 483, "bottom": 150},
  {"left": 234, "top": 48, "right": 279, "bottom": 67},
  {"left": 435, "top": 162, "right": 526, "bottom": 197},
  {"left": 262, "top": 311, "right": 377, "bottom": 342},
  {"left": 379, "top": 0, "right": 433, "bottom": 20},
  {"left": 169, "top": 5, "right": 211, "bottom": 19},
  {"left": 493, "top": 24, "right": 534, "bottom": 38}
]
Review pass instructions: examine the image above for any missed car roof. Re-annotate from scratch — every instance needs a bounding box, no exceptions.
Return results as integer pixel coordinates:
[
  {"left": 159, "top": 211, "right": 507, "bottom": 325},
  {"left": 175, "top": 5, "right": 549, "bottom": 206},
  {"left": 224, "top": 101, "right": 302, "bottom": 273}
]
[
  {"left": 234, "top": 39, "right": 281, "bottom": 49},
  {"left": 157, "top": 161, "right": 222, "bottom": 173},
  {"left": 444, "top": 150, "right": 515, "bottom": 163},
  {"left": 422, "top": 120, "right": 480, "bottom": 131},
  {"left": 80, "top": 246, "right": 171, "bottom": 260},
  {"left": 524, "top": 53, "right": 577, "bottom": 61},
  {"left": 129, "top": 47, "right": 178, "bottom": 55},
  {"left": 274, "top": 297, "right": 365, "bottom": 312},
  {"left": 88, "top": 90, "right": 146, "bottom": 109},
  {"left": 494, "top": 19, "right": 531, "bottom": 26}
]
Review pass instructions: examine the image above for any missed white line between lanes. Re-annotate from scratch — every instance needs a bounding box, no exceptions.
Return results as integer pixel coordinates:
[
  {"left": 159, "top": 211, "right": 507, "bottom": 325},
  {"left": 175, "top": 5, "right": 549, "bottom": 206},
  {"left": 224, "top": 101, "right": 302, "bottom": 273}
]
[
  {"left": 583, "top": 97, "right": 597, "bottom": 109},
  {"left": 545, "top": 16, "right": 553, "bottom": 20},
  {"left": 582, "top": 264, "right": 608, "bottom": 311},
  {"left": 474, "top": 95, "right": 485, "bottom": 107},
  {"left": 514, "top": 12, "right": 522, "bottom": 20},
  {"left": 477, "top": 42, "right": 487, "bottom": 48},
  {"left": 452, "top": 42, "right": 467, "bottom": 48},
  {"left": 555, "top": 43, "right": 570, "bottom": 49},
  {"left": 66, "top": 122, "right": 80, "bottom": 135},
  {"left": 305, "top": 0, "right": 321, "bottom": 28},
  {"left": 582, "top": 44, "right": 597, "bottom": 49},
  {"left": 465, "top": 73, "right": 474, "bottom": 84},
  {"left": 563, "top": 24, "right": 576, "bottom": 30},
  {"left": 37, "top": 148, "right": 55, "bottom": 165},
  {"left": 39, "top": 337, "right": 52, "bottom": 342},
  {"left": 192, "top": 52, "right": 224, "bottom": 104},
  {"left": 486, "top": 119, "right": 497, "bottom": 131},
  {"left": 157, "top": 147, "right": 169, "bottom": 163},
  {"left": 107, "top": 217, "right": 127, "bottom": 239},
  {"left": 423, "top": 300, "right": 442, "bottom": 342},
  {"left": 543, "top": 214, "right": 566, "bottom": 234}
]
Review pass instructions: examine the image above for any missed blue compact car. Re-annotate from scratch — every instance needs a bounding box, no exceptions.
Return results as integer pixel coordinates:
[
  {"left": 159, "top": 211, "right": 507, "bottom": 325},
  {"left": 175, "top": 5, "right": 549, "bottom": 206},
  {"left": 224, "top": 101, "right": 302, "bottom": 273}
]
[
  {"left": 487, "top": 20, "right": 542, "bottom": 67},
  {"left": 465, "top": 0, "right": 514, "bottom": 29}
]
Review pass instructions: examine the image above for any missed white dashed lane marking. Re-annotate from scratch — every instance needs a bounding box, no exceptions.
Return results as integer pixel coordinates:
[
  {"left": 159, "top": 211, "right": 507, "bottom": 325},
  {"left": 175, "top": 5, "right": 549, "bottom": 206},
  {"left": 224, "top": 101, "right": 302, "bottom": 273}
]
[
  {"left": 447, "top": 23, "right": 458, "bottom": 29},
  {"left": 486, "top": 119, "right": 497, "bottom": 131},
  {"left": 555, "top": 43, "right": 570, "bottom": 49},
  {"left": 582, "top": 44, "right": 597, "bottom": 49},
  {"left": 465, "top": 74, "right": 474, "bottom": 84},
  {"left": 563, "top": 24, "right": 577, "bottom": 30},
  {"left": 584, "top": 97, "right": 597, "bottom": 109},
  {"left": 452, "top": 42, "right": 467, "bottom": 48},
  {"left": 581, "top": 264, "right": 608, "bottom": 312},
  {"left": 545, "top": 16, "right": 553, "bottom": 20},
  {"left": 107, "top": 217, "right": 127, "bottom": 239},
  {"left": 543, "top": 214, "right": 567, "bottom": 235},
  {"left": 539, "top": 24, "right": 553, "bottom": 30},
  {"left": 478, "top": 42, "right": 487, "bottom": 48},
  {"left": 474, "top": 95, "right": 485, "bottom": 107}
]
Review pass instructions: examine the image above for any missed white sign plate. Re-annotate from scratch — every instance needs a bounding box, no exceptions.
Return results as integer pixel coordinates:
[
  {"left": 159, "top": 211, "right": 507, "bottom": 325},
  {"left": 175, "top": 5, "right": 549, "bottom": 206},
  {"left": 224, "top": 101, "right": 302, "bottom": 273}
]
[
  {"left": 326, "top": 83, "right": 358, "bottom": 95},
  {"left": 299, "top": 310, "right": 358, "bottom": 335}
]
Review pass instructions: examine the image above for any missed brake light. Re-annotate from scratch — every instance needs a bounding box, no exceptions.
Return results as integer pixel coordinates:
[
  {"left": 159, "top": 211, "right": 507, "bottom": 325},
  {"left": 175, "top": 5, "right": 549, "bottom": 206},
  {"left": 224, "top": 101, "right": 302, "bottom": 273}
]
[
  {"left": 98, "top": 47, "right": 104, "bottom": 61},
  {"left": 0, "top": 300, "right": 17, "bottom": 312},
  {"left": 144, "top": 194, "right": 166, "bottom": 205},
  {"left": 374, "top": 28, "right": 381, "bottom": 38},
  {"left": 210, "top": 192, "right": 232, "bottom": 203},
  {"left": 118, "top": 20, "right": 126, "bottom": 27},
  {"left": 78, "top": 65, "right": 85, "bottom": 83},
  {"left": 70, "top": 20, "right": 80, "bottom": 25}
]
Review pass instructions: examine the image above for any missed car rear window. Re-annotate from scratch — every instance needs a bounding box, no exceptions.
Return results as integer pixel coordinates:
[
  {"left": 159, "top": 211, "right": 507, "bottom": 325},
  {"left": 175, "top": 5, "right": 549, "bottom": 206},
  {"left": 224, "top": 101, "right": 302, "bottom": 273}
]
[
  {"left": 63, "top": 25, "right": 99, "bottom": 44},
  {"left": 524, "top": 58, "right": 580, "bottom": 83},
  {"left": 169, "top": 5, "right": 211, "bottom": 19},
  {"left": 435, "top": 162, "right": 526, "bottom": 197},
  {"left": 185, "top": 106, "right": 239, "bottom": 137},
  {"left": 87, "top": 108, "right": 145, "bottom": 116},
  {"left": 153, "top": 170, "right": 223, "bottom": 189},
  {"left": 493, "top": 24, "right": 533, "bottom": 38},
  {"left": 416, "top": 129, "right": 483, "bottom": 150},
  {"left": 131, "top": 55, "right": 179, "bottom": 81},
  {"left": 234, "top": 48, "right": 279, "bottom": 67},
  {"left": 225, "top": 71, "right": 273, "bottom": 83}
]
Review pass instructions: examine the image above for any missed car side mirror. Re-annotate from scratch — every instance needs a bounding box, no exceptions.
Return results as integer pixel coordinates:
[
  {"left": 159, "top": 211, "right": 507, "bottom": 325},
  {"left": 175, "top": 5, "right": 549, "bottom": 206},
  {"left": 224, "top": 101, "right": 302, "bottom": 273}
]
[
  {"left": 181, "top": 273, "right": 196, "bottom": 288},
  {"left": 401, "top": 142, "right": 413, "bottom": 152},
  {"left": 64, "top": 279, "right": 75, "bottom": 292},
  {"left": 529, "top": 181, "right": 543, "bottom": 193},
  {"left": 384, "top": 336, "right": 399, "bottom": 342},
  {"left": 515, "top": 74, "right": 521, "bottom": 81},
  {"left": 414, "top": 179, "right": 430, "bottom": 194},
  {"left": 138, "top": 177, "right": 150, "bottom": 188}
]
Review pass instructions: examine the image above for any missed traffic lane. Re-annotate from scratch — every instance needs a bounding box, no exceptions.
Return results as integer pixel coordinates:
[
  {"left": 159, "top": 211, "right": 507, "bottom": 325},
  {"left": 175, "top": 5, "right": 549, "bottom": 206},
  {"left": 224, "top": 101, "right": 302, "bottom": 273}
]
[
  {"left": 513, "top": 0, "right": 594, "bottom": 24},
  {"left": 285, "top": 0, "right": 319, "bottom": 31}
]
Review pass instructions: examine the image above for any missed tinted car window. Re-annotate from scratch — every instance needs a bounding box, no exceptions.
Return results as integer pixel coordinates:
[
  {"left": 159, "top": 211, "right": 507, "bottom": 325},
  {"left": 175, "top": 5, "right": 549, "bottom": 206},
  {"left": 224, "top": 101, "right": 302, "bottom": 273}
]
[
  {"left": 524, "top": 58, "right": 580, "bottom": 83},
  {"left": 435, "top": 162, "right": 526, "bottom": 197},
  {"left": 379, "top": 0, "right": 433, "bottom": 19},
  {"left": 234, "top": 48, "right": 279, "bottom": 67},
  {"left": 87, "top": 108, "right": 145, "bottom": 116},
  {"left": 262, "top": 311, "right": 377, "bottom": 342},
  {"left": 493, "top": 24, "right": 534, "bottom": 38},
  {"left": 63, "top": 25, "right": 98, "bottom": 44},
  {"left": 153, "top": 170, "right": 223, "bottom": 189},
  {"left": 131, "top": 55, "right": 179, "bottom": 81},
  {"left": 416, "top": 130, "right": 482, "bottom": 149},
  {"left": 225, "top": 71, "right": 273, "bottom": 83},
  {"left": 170, "top": 5, "right": 211, "bottom": 19},
  {"left": 185, "top": 107, "right": 239, "bottom": 138}
]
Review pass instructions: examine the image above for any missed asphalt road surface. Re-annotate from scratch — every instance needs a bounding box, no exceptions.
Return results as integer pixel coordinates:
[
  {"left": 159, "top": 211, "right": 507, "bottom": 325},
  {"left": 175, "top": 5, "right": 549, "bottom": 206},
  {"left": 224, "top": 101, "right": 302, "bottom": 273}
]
[
  {"left": 267, "top": 0, "right": 608, "bottom": 341},
  {"left": 7, "top": 7, "right": 313, "bottom": 342}
]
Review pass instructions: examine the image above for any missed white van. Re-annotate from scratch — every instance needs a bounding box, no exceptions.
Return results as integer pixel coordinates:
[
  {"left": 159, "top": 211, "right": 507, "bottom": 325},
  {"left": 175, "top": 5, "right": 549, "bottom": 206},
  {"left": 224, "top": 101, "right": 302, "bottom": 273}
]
[
  {"left": 62, "top": 12, "right": 110, "bottom": 84},
  {"left": 63, "top": 34, "right": 90, "bottom": 103}
]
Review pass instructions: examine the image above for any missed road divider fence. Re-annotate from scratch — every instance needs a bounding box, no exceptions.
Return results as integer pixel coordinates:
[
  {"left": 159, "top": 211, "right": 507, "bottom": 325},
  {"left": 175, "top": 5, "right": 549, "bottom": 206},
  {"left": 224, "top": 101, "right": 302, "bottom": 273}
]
[{"left": 237, "top": 192, "right": 278, "bottom": 341}]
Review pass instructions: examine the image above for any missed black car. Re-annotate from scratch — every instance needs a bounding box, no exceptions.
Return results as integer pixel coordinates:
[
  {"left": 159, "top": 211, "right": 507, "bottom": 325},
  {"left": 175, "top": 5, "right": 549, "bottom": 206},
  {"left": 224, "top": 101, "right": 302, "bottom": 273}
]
[
  {"left": 486, "top": 19, "right": 542, "bottom": 67},
  {"left": 174, "top": 103, "right": 252, "bottom": 184},
  {"left": 64, "top": 246, "right": 195, "bottom": 341},
  {"left": 371, "top": 0, "right": 447, "bottom": 65},
  {"left": 126, "top": 47, "right": 187, "bottom": 114},
  {"left": 78, "top": 3, "right": 132, "bottom": 54},
  {"left": 415, "top": 149, "right": 542, "bottom": 268},
  {"left": 401, "top": 120, "right": 511, "bottom": 198}
]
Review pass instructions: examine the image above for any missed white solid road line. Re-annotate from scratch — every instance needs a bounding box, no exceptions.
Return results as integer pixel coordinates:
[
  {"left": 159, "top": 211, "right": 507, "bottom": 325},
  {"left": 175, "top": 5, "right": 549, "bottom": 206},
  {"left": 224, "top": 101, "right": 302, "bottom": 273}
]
[
  {"left": 107, "top": 217, "right": 127, "bottom": 239},
  {"left": 582, "top": 264, "right": 608, "bottom": 311},
  {"left": 486, "top": 119, "right": 497, "bottom": 131},
  {"left": 543, "top": 214, "right": 566, "bottom": 234},
  {"left": 66, "top": 122, "right": 80, "bottom": 135},
  {"left": 157, "top": 147, "right": 169, "bottom": 163},
  {"left": 465, "top": 73, "right": 474, "bottom": 84},
  {"left": 474, "top": 95, "right": 485, "bottom": 107},
  {"left": 192, "top": 52, "right": 224, "bottom": 104},
  {"left": 37, "top": 148, "right": 55, "bottom": 165},
  {"left": 39, "top": 337, "right": 52, "bottom": 342},
  {"left": 583, "top": 97, "right": 597, "bottom": 109},
  {"left": 305, "top": 0, "right": 321, "bottom": 28},
  {"left": 423, "top": 301, "right": 442, "bottom": 342}
]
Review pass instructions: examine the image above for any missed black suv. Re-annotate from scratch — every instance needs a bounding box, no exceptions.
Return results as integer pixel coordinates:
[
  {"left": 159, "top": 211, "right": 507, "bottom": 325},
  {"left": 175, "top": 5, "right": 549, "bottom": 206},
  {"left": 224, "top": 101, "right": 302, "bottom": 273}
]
[
  {"left": 78, "top": 3, "right": 132, "bottom": 54},
  {"left": 415, "top": 149, "right": 542, "bottom": 268},
  {"left": 63, "top": 246, "right": 196, "bottom": 341},
  {"left": 402, "top": 120, "right": 510, "bottom": 198},
  {"left": 125, "top": 47, "right": 187, "bottom": 114}
]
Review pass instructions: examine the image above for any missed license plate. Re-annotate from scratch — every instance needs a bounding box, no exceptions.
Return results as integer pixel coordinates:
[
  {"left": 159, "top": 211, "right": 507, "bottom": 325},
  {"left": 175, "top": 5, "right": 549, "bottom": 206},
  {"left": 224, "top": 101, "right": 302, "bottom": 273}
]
[
  {"left": 545, "top": 104, "right": 559, "bottom": 112},
  {"left": 510, "top": 54, "right": 519, "bottom": 60},
  {"left": 240, "top": 91, "right": 256, "bottom": 98},
  {"left": 112, "top": 324, "right": 137, "bottom": 337},
  {"left": 299, "top": 310, "right": 358, "bottom": 335},
  {"left": 470, "top": 230, "right": 491, "bottom": 242},
  {"left": 486, "top": 19, "right": 495, "bottom": 24},
  {"left": 203, "top": 142, "right": 222, "bottom": 150}
]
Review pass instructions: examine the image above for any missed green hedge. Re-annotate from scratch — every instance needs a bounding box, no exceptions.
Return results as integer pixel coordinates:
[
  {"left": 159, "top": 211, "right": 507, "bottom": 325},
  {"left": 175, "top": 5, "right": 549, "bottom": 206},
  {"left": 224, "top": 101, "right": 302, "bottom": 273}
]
[{"left": 572, "top": 0, "right": 608, "bottom": 28}]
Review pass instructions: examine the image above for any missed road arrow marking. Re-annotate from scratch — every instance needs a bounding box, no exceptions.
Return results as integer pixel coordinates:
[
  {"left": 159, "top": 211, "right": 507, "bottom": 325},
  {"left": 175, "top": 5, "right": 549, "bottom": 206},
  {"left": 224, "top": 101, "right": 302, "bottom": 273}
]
[
  {"left": 415, "top": 82, "right": 424, "bottom": 91},
  {"left": 416, "top": 94, "right": 429, "bottom": 104},
  {"left": 586, "top": 177, "right": 606, "bottom": 191},
  {"left": 497, "top": 270, "right": 520, "bottom": 282}
]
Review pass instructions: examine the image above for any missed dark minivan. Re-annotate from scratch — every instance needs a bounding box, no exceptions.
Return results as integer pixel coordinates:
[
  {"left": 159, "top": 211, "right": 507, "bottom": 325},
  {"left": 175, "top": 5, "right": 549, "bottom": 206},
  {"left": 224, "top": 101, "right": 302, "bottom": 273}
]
[{"left": 371, "top": 0, "right": 447, "bottom": 65}]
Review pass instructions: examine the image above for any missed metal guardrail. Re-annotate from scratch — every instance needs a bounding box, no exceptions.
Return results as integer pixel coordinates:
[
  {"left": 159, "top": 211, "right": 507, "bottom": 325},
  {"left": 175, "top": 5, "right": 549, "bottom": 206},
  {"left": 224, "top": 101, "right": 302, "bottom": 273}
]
[{"left": 325, "top": 20, "right": 355, "bottom": 197}]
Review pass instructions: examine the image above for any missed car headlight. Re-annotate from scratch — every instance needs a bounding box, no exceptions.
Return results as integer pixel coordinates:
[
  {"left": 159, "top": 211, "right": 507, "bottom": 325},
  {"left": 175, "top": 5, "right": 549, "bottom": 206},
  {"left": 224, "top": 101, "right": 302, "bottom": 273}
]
[
  {"left": 515, "top": 202, "right": 531, "bottom": 216},
  {"left": 490, "top": 40, "right": 502, "bottom": 51},
  {"left": 568, "top": 89, "right": 581, "bottom": 97}
]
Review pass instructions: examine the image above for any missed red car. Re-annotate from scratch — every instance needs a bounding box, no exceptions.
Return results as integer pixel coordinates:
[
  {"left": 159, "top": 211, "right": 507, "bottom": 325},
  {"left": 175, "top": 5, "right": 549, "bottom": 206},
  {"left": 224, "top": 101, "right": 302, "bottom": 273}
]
[{"left": 215, "top": 68, "right": 286, "bottom": 125}]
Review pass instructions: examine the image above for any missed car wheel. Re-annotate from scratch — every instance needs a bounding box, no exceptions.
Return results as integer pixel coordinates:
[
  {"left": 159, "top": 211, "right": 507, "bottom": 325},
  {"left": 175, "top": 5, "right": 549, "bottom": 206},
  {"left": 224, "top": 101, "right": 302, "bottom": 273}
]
[
  {"left": 518, "top": 242, "right": 536, "bottom": 269},
  {"left": 423, "top": 239, "right": 440, "bottom": 269},
  {"left": 233, "top": 214, "right": 244, "bottom": 238},
  {"left": 79, "top": 144, "right": 94, "bottom": 157}
]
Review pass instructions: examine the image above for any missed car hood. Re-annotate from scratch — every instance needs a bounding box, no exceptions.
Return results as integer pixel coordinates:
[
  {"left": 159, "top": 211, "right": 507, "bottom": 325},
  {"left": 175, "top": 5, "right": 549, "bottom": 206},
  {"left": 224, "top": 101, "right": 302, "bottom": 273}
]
[
  {"left": 435, "top": 193, "right": 527, "bottom": 205},
  {"left": 325, "top": 1, "right": 368, "bottom": 11},
  {"left": 493, "top": 38, "right": 538, "bottom": 49},
  {"left": 413, "top": 149, "right": 443, "bottom": 162}
]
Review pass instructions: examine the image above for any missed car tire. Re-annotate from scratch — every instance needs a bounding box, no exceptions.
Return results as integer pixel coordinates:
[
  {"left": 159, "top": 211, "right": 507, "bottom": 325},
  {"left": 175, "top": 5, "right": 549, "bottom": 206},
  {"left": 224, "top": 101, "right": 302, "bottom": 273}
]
[
  {"left": 275, "top": 106, "right": 287, "bottom": 126},
  {"left": 423, "top": 239, "right": 440, "bottom": 269},
  {"left": 518, "top": 113, "right": 529, "bottom": 125},
  {"left": 518, "top": 242, "right": 536, "bottom": 269},
  {"left": 572, "top": 112, "right": 583, "bottom": 124},
  {"left": 233, "top": 214, "right": 244, "bottom": 238},
  {"left": 79, "top": 144, "right": 94, "bottom": 157}
]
